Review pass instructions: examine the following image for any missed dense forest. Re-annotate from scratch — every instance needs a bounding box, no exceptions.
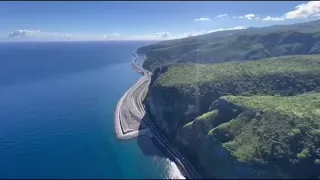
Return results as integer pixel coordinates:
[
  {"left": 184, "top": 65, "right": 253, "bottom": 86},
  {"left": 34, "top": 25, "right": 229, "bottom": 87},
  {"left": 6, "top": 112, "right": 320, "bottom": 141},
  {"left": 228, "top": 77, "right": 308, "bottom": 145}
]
[
  {"left": 138, "top": 19, "right": 320, "bottom": 73},
  {"left": 139, "top": 19, "right": 320, "bottom": 179}
]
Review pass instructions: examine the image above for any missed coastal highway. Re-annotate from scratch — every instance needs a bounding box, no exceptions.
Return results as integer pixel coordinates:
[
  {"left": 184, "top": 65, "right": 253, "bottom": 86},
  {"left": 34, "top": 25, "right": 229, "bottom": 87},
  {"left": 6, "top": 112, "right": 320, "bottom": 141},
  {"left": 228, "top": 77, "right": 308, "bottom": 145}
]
[
  {"left": 143, "top": 115, "right": 202, "bottom": 179},
  {"left": 115, "top": 51, "right": 201, "bottom": 179},
  {"left": 114, "top": 53, "right": 152, "bottom": 139}
]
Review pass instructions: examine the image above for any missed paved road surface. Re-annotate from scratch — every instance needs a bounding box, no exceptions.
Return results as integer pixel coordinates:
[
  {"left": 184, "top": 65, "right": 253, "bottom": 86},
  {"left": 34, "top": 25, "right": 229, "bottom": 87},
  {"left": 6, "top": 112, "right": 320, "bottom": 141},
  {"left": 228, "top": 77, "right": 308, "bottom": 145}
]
[{"left": 114, "top": 51, "right": 201, "bottom": 179}]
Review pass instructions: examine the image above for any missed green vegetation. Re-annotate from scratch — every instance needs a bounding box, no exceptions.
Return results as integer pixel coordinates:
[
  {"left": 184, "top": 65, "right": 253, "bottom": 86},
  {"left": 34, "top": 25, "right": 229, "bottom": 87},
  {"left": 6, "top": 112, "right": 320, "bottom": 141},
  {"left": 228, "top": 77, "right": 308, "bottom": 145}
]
[
  {"left": 152, "top": 55, "right": 320, "bottom": 119},
  {"left": 216, "top": 93, "right": 320, "bottom": 163},
  {"left": 158, "top": 55, "right": 320, "bottom": 87},
  {"left": 297, "top": 148, "right": 311, "bottom": 159},
  {"left": 183, "top": 110, "right": 219, "bottom": 129},
  {"left": 223, "top": 93, "right": 320, "bottom": 120},
  {"left": 147, "top": 55, "right": 320, "bottom": 178},
  {"left": 195, "top": 110, "right": 219, "bottom": 121},
  {"left": 142, "top": 19, "right": 320, "bottom": 179},
  {"left": 138, "top": 19, "right": 320, "bottom": 73},
  {"left": 178, "top": 93, "right": 320, "bottom": 178}
]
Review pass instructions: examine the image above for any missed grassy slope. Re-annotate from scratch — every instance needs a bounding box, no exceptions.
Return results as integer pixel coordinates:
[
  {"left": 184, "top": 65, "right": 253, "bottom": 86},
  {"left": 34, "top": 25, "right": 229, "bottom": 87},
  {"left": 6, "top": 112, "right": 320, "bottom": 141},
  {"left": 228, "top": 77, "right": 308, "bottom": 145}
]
[
  {"left": 214, "top": 93, "right": 320, "bottom": 163},
  {"left": 159, "top": 55, "right": 320, "bottom": 87},
  {"left": 138, "top": 19, "right": 320, "bottom": 72},
  {"left": 213, "top": 93, "right": 320, "bottom": 177},
  {"left": 151, "top": 55, "right": 320, "bottom": 139},
  {"left": 141, "top": 19, "right": 320, "bottom": 178},
  {"left": 179, "top": 93, "right": 320, "bottom": 178},
  {"left": 148, "top": 55, "right": 320, "bottom": 178}
]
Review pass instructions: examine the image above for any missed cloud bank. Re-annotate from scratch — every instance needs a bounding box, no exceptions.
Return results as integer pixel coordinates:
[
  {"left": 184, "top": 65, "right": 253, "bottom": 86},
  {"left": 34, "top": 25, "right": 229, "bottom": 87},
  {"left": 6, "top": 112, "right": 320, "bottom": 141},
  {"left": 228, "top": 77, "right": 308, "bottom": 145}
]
[
  {"left": 262, "top": 16, "right": 285, "bottom": 21},
  {"left": 156, "top": 32, "right": 170, "bottom": 38},
  {"left": 263, "top": 1, "right": 320, "bottom": 21},
  {"left": 285, "top": 1, "right": 320, "bottom": 19},
  {"left": 4, "top": 26, "right": 246, "bottom": 41},
  {"left": 7, "top": 29, "right": 72, "bottom": 40},
  {"left": 103, "top": 33, "right": 120, "bottom": 39},
  {"left": 183, "top": 26, "right": 246, "bottom": 38},
  {"left": 216, "top": 14, "right": 228, "bottom": 18},
  {"left": 194, "top": 17, "right": 211, "bottom": 21},
  {"left": 233, "top": 14, "right": 259, "bottom": 20},
  {"left": 228, "top": 2, "right": 320, "bottom": 22}
]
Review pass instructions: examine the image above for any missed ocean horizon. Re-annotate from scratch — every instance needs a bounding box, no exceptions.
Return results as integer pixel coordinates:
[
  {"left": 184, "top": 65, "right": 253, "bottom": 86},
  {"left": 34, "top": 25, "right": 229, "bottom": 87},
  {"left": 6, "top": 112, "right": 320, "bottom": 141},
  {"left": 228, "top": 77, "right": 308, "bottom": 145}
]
[{"left": 0, "top": 41, "right": 184, "bottom": 179}]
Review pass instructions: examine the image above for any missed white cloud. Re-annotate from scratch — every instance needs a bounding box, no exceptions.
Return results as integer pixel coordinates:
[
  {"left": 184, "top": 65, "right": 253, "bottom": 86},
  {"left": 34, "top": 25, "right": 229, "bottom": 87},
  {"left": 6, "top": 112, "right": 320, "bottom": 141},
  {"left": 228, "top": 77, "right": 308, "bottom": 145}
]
[
  {"left": 7, "top": 29, "right": 72, "bottom": 40},
  {"left": 207, "top": 26, "right": 246, "bottom": 33},
  {"left": 216, "top": 14, "right": 228, "bottom": 18},
  {"left": 244, "top": 14, "right": 256, "bottom": 20},
  {"left": 8, "top": 30, "right": 40, "bottom": 38},
  {"left": 181, "top": 26, "right": 246, "bottom": 38},
  {"left": 103, "top": 33, "right": 120, "bottom": 39},
  {"left": 156, "top": 32, "right": 170, "bottom": 38},
  {"left": 105, "top": 27, "right": 245, "bottom": 40},
  {"left": 4, "top": 26, "right": 247, "bottom": 41},
  {"left": 235, "top": 16, "right": 245, "bottom": 19},
  {"left": 262, "top": 1, "right": 320, "bottom": 22},
  {"left": 194, "top": 17, "right": 211, "bottom": 21},
  {"left": 233, "top": 14, "right": 258, "bottom": 20},
  {"left": 262, "top": 16, "right": 285, "bottom": 21},
  {"left": 285, "top": 1, "right": 320, "bottom": 19},
  {"left": 312, "top": 13, "right": 320, "bottom": 17},
  {"left": 5, "top": 30, "right": 169, "bottom": 41},
  {"left": 125, "top": 32, "right": 171, "bottom": 40},
  {"left": 183, "top": 30, "right": 207, "bottom": 37}
]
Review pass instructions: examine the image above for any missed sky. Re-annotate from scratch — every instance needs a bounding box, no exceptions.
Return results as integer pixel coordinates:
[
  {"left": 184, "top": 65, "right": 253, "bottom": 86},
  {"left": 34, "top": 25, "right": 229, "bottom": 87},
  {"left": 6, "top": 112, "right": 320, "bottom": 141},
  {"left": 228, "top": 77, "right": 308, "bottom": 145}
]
[{"left": 1, "top": 1, "right": 320, "bottom": 41}]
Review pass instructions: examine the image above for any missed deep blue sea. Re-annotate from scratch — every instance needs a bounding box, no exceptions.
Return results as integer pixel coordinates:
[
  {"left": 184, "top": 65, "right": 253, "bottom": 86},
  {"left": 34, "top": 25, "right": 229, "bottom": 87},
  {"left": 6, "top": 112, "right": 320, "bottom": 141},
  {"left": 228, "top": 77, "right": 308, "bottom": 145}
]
[{"left": 0, "top": 41, "right": 184, "bottom": 179}]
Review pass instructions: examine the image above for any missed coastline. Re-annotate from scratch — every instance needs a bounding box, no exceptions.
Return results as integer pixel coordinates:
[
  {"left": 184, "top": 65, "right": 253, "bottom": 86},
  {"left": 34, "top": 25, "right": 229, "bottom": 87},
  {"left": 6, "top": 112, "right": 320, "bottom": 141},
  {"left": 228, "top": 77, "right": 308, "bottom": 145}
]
[
  {"left": 114, "top": 50, "right": 201, "bottom": 179},
  {"left": 114, "top": 52, "right": 150, "bottom": 140}
]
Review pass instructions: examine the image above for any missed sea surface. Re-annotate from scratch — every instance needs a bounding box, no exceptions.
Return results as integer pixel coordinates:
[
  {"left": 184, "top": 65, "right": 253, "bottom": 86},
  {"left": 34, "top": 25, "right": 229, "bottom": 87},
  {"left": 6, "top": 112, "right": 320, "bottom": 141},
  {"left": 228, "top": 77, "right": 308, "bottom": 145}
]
[{"left": 0, "top": 41, "right": 184, "bottom": 179}]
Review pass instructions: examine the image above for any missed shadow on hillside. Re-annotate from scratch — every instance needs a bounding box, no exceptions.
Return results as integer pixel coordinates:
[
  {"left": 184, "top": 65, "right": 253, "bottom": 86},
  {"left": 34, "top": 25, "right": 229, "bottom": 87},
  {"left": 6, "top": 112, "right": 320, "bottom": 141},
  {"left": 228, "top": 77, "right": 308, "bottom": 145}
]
[
  {"left": 136, "top": 103, "right": 175, "bottom": 163},
  {"left": 135, "top": 54, "right": 176, "bottom": 161},
  {"left": 136, "top": 113, "right": 164, "bottom": 158}
]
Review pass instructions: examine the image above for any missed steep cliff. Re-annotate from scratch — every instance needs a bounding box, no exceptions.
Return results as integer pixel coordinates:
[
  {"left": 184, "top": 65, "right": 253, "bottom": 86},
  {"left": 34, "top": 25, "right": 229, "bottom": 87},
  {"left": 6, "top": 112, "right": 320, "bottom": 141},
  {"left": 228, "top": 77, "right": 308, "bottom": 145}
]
[
  {"left": 176, "top": 94, "right": 320, "bottom": 178},
  {"left": 145, "top": 55, "right": 320, "bottom": 178},
  {"left": 147, "top": 55, "right": 320, "bottom": 136}
]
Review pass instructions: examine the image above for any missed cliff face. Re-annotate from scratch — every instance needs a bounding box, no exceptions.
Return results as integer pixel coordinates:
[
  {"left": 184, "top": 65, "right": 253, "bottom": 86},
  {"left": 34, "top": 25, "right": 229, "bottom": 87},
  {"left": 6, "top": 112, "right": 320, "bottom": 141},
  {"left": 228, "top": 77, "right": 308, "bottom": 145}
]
[
  {"left": 175, "top": 95, "right": 320, "bottom": 179},
  {"left": 148, "top": 90, "right": 320, "bottom": 178},
  {"left": 140, "top": 20, "right": 320, "bottom": 178},
  {"left": 175, "top": 99, "right": 281, "bottom": 179},
  {"left": 144, "top": 55, "right": 320, "bottom": 178},
  {"left": 148, "top": 80, "right": 220, "bottom": 139},
  {"left": 147, "top": 55, "right": 320, "bottom": 136}
]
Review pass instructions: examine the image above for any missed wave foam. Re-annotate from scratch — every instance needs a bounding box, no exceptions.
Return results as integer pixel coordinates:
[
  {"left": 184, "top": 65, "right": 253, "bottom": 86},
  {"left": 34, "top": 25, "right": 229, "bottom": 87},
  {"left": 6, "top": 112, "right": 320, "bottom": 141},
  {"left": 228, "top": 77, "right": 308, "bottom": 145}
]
[
  {"left": 153, "top": 157, "right": 185, "bottom": 179},
  {"left": 166, "top": 159, "right": 186, "bottom": 179}
]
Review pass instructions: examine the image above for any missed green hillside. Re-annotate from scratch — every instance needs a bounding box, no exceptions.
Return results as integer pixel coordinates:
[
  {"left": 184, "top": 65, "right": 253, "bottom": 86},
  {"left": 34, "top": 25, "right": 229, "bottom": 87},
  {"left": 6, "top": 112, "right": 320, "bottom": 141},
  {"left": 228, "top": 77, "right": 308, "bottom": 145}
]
[
  {"left": 159, "top": 55, "right": 320, "bottom": 87},
  {"left": 138, "top": 19, "right": 320, "bottom": 72},
  {"left": 142, "top": 18, "right": 320, "bottom": 179},
  {"left": 177, "top": 93, "right": 320, "bottom": 178}
]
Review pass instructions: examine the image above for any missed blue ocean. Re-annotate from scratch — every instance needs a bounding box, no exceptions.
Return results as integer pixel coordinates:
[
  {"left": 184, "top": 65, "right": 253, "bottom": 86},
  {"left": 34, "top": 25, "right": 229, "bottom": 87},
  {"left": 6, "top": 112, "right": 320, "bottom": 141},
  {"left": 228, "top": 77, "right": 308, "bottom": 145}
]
[{"left": 0, "top": 41, "right": 184, "bottom": 179}]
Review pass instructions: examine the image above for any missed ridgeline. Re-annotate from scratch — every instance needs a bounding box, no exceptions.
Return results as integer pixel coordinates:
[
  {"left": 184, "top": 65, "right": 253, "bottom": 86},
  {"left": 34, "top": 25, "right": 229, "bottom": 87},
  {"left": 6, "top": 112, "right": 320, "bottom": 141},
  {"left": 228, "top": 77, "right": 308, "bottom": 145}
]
[{"left": 138, "top": 19, "right": 320, "bottom": 179}]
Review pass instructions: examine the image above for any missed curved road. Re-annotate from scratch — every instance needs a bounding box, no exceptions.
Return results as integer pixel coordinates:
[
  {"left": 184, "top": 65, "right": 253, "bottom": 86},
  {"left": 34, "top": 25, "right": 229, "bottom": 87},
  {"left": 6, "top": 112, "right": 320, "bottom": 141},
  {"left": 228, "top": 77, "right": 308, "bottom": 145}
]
[
  {"left": 115, "top": 51, "right": 202, "bottom": 179},
  {"left": 114, "top": 52, "right": 152, "bottom": 139}
]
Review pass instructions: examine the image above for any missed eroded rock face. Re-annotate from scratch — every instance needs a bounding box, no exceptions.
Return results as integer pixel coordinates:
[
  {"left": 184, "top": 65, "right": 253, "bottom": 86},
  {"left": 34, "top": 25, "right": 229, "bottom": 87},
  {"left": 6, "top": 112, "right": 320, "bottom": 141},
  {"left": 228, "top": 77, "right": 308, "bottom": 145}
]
[
  {"left": 143, "top": 55, "right": 320, "bottom": 179},
  {"left": 178, "top": 95, "right": 320, "bottom": 178},
  {"left": 148, "top": 85, "right": 202, "bottom": 139},
  {"left": 173, "top": 98, "right": 275, "bottom": 178},
  {"left": 147, "top": 70, "right": 320, "bottom": 139},
  {"left": 146, "top": 66, "right": 218, "bottom": 139},
  {"left": 145, "top": 73, "right": 320, "bottom": 179}
]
